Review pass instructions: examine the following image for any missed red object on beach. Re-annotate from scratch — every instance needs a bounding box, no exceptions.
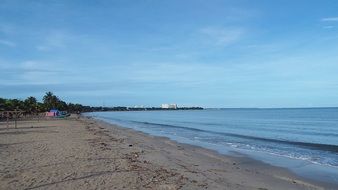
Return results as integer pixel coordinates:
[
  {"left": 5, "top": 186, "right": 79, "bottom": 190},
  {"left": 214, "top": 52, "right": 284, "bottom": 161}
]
[
  {"left": 46, "top": 109, "right": 60, "bottom": 117},
  {"left": 46, "top": 112, "right": 56, "bottom": 117}
]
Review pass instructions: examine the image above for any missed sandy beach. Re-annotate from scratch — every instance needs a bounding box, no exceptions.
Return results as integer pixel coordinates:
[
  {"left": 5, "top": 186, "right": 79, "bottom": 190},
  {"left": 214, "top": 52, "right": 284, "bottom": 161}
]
[{"left": 0, "top": 116, "right": 334, "bottom": 190}]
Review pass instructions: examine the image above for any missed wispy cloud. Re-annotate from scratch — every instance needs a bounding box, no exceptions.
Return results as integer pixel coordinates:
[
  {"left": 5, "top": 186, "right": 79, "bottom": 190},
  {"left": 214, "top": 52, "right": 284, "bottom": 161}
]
[
  {"left": 200, "top": 27, "right": 245, "bottom": 46},
  {"left": 125, "top": 62, "right": 231, "bottom": 86},
  {"left": 19, "top": 60, "right": 69, "bottom": 84},
  {"left": 0, "top": 39, "right": 16, "bottom": 47},
  {"left": 323, "top": 26, "right": 335, "bottom": 29},
  {"left": 321, "top": 17, "right": 338, "bottom": 22},
  {"left": 20, "top": 60, "right": 55, "bottom": 71},
  {"left": 0, "top": 59, "right": 68, "bottom": 85},
  {"left": 36, "top": 30, "right": 71, "bottom": 51}
]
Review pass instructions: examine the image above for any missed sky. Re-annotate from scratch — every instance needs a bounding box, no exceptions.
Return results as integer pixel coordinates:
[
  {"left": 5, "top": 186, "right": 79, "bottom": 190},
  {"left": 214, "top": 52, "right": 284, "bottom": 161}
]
[{"left": 0, "top": 0, "right": 338, "bottom": 108}]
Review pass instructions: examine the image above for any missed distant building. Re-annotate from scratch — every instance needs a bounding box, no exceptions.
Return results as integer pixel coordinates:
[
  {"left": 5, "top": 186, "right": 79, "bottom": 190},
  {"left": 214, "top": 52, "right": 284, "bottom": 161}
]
[
  {"left": 161, "top": 104, "right": 169, "bottom": 109},
  {"left": 161, "top": 104, "right": 177, "bottom": 109}
]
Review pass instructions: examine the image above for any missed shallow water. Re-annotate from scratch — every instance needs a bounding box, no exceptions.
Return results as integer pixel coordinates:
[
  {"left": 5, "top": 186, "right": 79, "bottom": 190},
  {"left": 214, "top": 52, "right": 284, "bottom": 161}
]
[{"left": 86, "top": 108, "right": 338, "bottom": 184}]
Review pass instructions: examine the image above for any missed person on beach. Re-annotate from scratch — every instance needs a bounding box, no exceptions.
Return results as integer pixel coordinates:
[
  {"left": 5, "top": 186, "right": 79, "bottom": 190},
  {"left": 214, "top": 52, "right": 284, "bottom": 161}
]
[{"left": 76, "top": 111, "right": 80, "bottom": 119}]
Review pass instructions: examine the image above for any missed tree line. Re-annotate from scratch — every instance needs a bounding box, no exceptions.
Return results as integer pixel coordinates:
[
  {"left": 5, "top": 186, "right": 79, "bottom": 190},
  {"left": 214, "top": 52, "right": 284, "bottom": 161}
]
[
  {"left": 0, "top": 91, "right": 204, "bottom": 114},
  {"left": 0, "top": 92, "right": 92, "bottom": 114}
]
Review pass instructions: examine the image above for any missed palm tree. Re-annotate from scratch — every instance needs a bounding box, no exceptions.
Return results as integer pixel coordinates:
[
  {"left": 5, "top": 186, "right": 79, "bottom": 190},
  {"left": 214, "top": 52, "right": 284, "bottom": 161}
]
[
  {"left": 24, "top": 96, "right": 37, "bottom": 113},
  {"left": 7, "top": 99, "right": 24, "bottom": 110},
  {"left": 43, "top": 91, "right": 59, "bottom": 110}
]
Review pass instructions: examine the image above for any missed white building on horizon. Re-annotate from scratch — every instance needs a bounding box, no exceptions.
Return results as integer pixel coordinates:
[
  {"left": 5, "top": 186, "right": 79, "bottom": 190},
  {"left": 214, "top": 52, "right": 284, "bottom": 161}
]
[{"left": 161, "top": 104, "right": 177, "bottom": 109}]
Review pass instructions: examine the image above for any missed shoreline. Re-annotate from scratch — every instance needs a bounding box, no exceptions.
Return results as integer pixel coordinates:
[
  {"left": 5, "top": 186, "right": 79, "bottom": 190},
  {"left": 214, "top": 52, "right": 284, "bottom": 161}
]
[
  {"left": 0, "top": 116, "right": 335, "bottom": 189},
  {"left": 91, "top": 116, "right": 336, "bottom": 189}
]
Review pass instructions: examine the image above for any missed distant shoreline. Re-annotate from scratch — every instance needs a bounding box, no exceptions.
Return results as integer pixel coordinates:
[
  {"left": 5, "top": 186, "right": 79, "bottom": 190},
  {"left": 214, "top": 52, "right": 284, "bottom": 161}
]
[
  {"left": 85, "top": 106, "right": 338, "bottom": 113},
  {"left": 206, "top": 107, "right": 338, "bottom": 110},
  {"left": 87, "top": 106, "right": 204, "bottom": 112}
]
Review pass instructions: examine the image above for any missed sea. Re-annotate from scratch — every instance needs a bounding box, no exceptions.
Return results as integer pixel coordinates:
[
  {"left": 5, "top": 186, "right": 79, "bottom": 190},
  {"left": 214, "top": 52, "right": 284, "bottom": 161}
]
[{"left": 85, "top": 108, "right": 338, "bottom": 185}]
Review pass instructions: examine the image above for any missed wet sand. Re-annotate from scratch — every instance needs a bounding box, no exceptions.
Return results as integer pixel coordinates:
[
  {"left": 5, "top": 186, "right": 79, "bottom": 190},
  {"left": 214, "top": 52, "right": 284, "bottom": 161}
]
[{"left": 0, "top": 116, "right": 334, "bottom": 189}]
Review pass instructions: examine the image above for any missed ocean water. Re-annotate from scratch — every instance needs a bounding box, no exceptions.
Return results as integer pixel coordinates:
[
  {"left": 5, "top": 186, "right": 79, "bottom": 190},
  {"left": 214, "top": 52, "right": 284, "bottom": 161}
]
[{"left": 85, "top": 108, "right": 338, "bottom": 184}]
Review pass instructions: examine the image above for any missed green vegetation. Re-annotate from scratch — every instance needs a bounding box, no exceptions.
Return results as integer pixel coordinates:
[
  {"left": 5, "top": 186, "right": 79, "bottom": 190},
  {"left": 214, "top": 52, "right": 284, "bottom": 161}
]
[
  {"left": 0, "top": 92, "right": 204, "bottom": 114},
  {"left": 0, "top": 92, "right": 90, "bottom": 113}
]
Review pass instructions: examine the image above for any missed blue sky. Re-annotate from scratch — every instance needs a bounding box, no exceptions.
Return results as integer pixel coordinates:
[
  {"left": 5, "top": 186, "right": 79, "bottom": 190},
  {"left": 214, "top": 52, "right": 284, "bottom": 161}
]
[{"left": 1, "top": 0, "right": 338, "bottom": 108}]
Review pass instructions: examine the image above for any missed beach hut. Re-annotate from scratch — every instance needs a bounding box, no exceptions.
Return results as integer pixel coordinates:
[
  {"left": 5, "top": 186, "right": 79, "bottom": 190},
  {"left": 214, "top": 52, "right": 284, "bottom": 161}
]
[{"left": 46, "top": 109, "right": 60, "bottom": 117}]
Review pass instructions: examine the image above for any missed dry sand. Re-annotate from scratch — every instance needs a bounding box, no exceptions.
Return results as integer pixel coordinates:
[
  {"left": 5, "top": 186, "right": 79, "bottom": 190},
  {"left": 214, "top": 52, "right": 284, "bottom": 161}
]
[{"left": 0, "top": 116, "right": 334, "bottom": 189}]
